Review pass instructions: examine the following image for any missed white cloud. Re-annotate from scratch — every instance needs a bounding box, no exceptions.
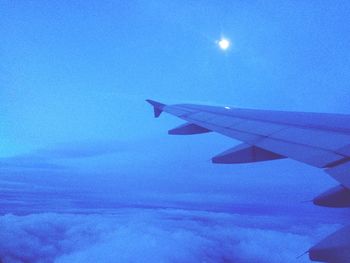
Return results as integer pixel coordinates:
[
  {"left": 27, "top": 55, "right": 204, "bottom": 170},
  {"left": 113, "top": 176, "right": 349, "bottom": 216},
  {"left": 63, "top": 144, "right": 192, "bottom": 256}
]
[{"left": 0, "top": 209, "right": 339, "bottom": 263}]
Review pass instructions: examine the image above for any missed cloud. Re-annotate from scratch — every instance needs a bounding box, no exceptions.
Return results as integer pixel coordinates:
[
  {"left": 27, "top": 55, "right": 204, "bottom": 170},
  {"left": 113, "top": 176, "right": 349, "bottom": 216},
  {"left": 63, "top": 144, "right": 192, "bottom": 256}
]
[
  {"left": 0, "top": 140, "right": 126, "bottom": 172},
  {"left": 0, "top": 138, "right": 342, "bottom": 263},
  {"left": 0, "top": 157, "right": 65, "bottom": 170},
  {"left": 33, "top": 140, "right": 127, "bottom": 159},
  {"left": 0, "top": 209, "right": 339, "bottom": 263}
]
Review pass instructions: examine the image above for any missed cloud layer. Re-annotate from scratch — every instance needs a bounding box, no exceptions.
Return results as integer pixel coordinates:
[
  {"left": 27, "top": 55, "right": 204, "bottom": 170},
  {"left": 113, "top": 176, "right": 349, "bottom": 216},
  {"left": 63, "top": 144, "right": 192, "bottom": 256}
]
[{"left": 0, "top": 209, "right": 339, "bottom": 263}]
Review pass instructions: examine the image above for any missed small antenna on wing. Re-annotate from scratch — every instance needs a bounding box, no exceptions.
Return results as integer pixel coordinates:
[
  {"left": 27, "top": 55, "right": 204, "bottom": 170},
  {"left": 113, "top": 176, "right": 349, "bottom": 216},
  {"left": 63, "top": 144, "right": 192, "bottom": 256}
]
[{"left": 296, "top": 250, "right": 309, "bottom": 259}]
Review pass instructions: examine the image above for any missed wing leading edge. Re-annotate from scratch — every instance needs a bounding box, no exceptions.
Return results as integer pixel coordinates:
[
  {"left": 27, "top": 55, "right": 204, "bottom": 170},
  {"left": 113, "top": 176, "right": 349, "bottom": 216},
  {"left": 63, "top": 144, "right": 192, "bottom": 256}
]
[{"left": 147, "top": 99, "right": 350, "bottom": 262}]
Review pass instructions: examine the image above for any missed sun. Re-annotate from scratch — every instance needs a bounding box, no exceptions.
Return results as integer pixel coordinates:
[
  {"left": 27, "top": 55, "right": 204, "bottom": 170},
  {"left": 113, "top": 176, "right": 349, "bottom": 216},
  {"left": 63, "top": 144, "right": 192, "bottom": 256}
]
[{"left": 217, "top": 38, "right": 230, "bottom": 50}]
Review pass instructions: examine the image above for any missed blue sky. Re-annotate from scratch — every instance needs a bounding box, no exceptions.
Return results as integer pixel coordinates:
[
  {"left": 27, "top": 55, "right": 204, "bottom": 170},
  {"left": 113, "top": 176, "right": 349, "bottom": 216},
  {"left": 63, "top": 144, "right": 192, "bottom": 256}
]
[
  {"left": 2, "top": 0, "right": 350, "bottom": 155},
  {"left": 1, "top": 1, "right": 350, "bottom": 262}
]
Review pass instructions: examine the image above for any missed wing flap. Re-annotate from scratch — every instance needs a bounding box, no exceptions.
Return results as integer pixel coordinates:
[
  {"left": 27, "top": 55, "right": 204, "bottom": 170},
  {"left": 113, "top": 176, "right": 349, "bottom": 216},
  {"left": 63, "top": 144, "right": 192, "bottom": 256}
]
[
  {"left": 232, "top": 120, "right": 287, "bottom": 136},
  {"left": 270, "top": 127, "right": 350, "bottom": 154},
  {"left": 255, "top": 137, "right": 344, "bottom": 168},
  {"left": 326, "top": 161, "right": 350, "bottom": 188}
]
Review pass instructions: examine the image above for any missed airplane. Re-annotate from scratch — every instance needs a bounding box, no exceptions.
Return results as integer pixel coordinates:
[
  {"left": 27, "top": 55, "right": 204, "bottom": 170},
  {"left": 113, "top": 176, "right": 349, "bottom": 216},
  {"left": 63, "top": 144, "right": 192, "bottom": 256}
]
[{"left": 146, "top": 99, "right": 350, "bottom": 263}]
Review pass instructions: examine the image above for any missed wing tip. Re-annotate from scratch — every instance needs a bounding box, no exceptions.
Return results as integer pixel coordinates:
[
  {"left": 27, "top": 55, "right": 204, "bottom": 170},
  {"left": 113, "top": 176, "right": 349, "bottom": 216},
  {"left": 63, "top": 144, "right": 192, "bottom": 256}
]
[{"left": 146, "top": 99, "right": 166, "bottom": 118}]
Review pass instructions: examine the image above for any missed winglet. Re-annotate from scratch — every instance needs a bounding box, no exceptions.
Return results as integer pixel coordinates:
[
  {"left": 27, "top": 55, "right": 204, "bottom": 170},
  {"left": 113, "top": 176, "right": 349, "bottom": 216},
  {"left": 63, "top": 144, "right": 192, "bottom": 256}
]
[{"left": 146, "top": 99, "right": 166, "bottom": 118}]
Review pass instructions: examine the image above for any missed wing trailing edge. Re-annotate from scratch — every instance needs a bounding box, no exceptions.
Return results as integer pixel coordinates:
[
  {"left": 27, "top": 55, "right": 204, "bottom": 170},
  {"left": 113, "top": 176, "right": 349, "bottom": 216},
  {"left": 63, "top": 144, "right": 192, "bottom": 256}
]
[
  {"left": 309, "top": 225, "right": 350, "bottom": 262},
  {"left": 326, "top": 161, "right": 350, "bottom": 189},
  {"left": 313, "top": 185, "right": 350, "bottom": 207}
]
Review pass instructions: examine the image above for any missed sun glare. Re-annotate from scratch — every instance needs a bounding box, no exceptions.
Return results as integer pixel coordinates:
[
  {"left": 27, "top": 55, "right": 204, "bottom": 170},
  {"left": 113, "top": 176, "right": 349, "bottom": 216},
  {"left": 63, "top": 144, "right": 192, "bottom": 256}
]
[{"left": 218, "top": 38, "right": 230, "bottom": 50}]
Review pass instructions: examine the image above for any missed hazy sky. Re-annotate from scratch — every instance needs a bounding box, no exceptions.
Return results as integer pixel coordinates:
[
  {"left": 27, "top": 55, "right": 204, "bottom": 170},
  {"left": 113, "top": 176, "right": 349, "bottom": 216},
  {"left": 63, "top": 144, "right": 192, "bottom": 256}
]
[
  {"left": 2, "top": 0, "right": 350, "bottom": 155},
  {"left": 1, "top": 1, "right": 350, "bottom": 262}
]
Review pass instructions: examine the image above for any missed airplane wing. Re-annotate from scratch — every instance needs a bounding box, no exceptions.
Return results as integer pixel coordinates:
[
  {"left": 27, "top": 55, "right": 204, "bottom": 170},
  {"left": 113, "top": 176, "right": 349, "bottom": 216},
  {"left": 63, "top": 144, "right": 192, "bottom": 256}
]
[{"left": 146, "top": 99, "right": 350, "bottom": 262}]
